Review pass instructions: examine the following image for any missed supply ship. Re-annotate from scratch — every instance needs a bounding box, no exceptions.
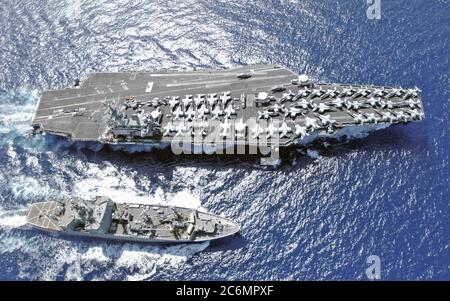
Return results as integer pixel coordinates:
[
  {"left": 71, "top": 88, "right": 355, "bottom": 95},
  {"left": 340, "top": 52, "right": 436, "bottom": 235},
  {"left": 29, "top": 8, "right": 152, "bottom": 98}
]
[{"left": 26, "top": 196, "right": 240, "bottom": 243}]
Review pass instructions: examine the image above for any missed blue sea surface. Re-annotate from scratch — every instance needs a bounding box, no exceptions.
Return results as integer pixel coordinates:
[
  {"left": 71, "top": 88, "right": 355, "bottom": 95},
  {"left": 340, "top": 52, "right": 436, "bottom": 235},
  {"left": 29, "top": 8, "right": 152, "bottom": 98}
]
[{"left": 0, "top": 0, "right": 448, "bottom": 280}]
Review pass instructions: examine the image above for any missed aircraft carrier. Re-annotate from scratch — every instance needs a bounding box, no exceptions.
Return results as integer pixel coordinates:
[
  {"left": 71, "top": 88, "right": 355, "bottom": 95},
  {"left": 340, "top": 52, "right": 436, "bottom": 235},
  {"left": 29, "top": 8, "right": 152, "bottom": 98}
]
[
  {"left": 26, "top": 196, "right": 240, "bottom": 243},
  {"left": 31, "top": 64, "right": 425, "bottom": 154}
]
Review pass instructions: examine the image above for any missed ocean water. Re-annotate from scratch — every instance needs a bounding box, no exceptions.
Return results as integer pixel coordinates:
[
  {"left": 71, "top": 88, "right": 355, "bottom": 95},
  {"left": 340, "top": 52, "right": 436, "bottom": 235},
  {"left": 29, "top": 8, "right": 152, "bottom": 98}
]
[{"left": 0, "top": 0, "right": 448, "bottom": 280}]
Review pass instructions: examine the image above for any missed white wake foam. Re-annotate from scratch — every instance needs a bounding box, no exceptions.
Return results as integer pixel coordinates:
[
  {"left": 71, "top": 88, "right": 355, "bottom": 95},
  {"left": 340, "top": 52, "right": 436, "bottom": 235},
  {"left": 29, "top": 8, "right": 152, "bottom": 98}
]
[{"left": 0, "top": 209, "right": 28, "bottom": 228}]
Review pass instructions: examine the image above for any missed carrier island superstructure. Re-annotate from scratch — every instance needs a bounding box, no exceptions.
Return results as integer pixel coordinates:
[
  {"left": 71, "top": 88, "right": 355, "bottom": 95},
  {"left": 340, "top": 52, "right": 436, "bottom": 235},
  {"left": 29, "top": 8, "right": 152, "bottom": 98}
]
[{"left": 31, "top": 65, "right": 425, "bottom": 155}]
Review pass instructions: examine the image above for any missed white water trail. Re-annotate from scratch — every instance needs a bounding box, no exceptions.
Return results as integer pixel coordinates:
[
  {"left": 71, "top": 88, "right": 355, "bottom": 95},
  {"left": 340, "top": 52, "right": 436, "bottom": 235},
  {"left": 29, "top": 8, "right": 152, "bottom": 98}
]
[{"left": 0, "top": 209, "right": 28, "bottom": 228}]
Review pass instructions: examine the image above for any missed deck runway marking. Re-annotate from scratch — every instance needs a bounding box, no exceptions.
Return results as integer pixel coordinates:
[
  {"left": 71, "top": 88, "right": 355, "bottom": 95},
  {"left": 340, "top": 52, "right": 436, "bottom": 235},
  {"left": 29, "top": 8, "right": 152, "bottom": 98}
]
[{"left": 145, "top": 82, "right": 154, "bottom": 93}]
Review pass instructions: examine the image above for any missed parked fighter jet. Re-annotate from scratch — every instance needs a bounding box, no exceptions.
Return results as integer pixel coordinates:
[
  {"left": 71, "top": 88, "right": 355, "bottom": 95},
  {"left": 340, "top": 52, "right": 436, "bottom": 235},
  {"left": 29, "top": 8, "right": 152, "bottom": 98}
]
[
  {"left": 192, "top": 118, "right": 208, "bottom": 136},
  {"left": 207, "top": 94, "right": 218, "bottom": 107},
  {"left": 285, "top": 106, "right": 304, "bottom": 118},
  {"left": 251, "top": 124, "right": 265, "bottom": 139},
  {"left": 258, "top": 110, "right": 274, "bottom": 120},
  {"left": 271, "top": 103, "right": 286, "bottom": 115},
  {"left": 149, "top": 107, "right": 162, "bottom": 121},
  {"left": 376, "top": 110, "right": 398, "bottom": 123},
  {"left": 386, "top": 88, "right": 404, "bottom": 98},
  {"left": 330, "top": 98, "right": 346, "bottom": 109},
  {"left": 313, "top": 103, "right": 335, "bottom": 113},
  {"left": 367, "top": 97, "right": 382, "bottom": 107},
  {"left": 346, "top": 110, "right": 366, "bottom": 124},
  {"left": 370, "top": 88, "right": 385, "bottom": 97},
  {"left": 394, "top": 110, "right": 409, "bottom": 122},
  {"left": 185, "top": 106, "right": 196, "bottom": 121},
  {"left": 172, "top": 106, "right": 185, "bottom": 120},
  {"left": 194, "top": 95, "right": 205, "bottom": 107},
  {"left": 365, "top": 112, "right": 380, "bottom": 124},
  {"left": 211, "top": 105, "right": 224, "bottom": 120},
  {"left": 175, "top": 122, "right": 187, "bottom": 136},
  {"left": 224, "top": 104, "right": 237, "bottom": 119},
  {"left": 340, "top": 87, "right": 356, "bottom": 97},
  {"left": 197, "top": 104, "right": 210, "bottom": 119},
  {"left": 407, "top": 108, "right": 425, "bottom": 120},
  {"left": 404, "top": 98, "right": 422, "bottom": 109},
  {"left": 279, "top": 121, "right": 292, "bottom": 138},
  {"left": 266, "top": 122, "right": 279, "bottom": 138},
  {"left": 295, "top": 99, "right": 312, "bottom": 110},
  {"left": 220, "top": 92, "right": 232, "bottom": 106},
  {"left": 380, "top": 100, "right": 395, "bottom": 109},
  {"left": 294, "top": 124, "right": 310, "bottom": 140},
  {"left": 403, "top": 88, "right": 420, "bottom": 99},
  {"left": 168, "top": 96, "right": 180, "bottom": 109},
  {"left": 304, "top": 116, "right": 320, "bottom": 130},
  {"left": 163, "top": 122, "right": 176, "bottom": 136},
  {"left": 317, "top": 114, "right": 337, "bottom": 127},
  {"left": 321, "top": 88, "right": 339, "bottom": 99},
  {"left": 182, "top": 95, "right": 193, "bottom": 108}
]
